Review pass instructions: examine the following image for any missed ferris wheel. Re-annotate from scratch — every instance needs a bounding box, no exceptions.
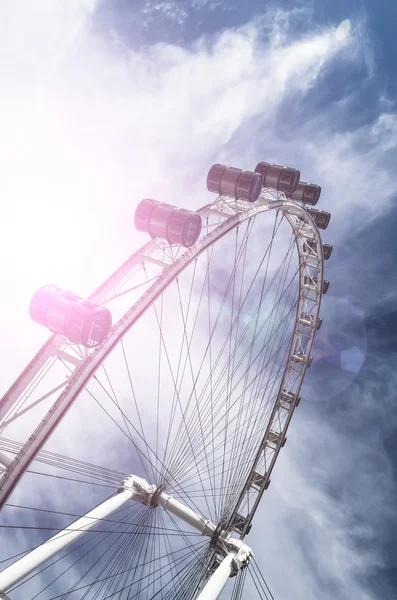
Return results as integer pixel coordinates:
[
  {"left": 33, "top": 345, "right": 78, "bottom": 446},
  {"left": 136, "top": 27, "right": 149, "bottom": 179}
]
[{"left": 0, "top": 161, "right": 332, "bottom": 599}]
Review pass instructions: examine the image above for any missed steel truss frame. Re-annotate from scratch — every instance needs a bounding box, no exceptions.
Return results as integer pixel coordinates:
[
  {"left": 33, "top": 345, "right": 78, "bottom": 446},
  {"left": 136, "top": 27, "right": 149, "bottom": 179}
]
[{"left": 0, "top": 188, "right": 324, "bottom": 597}]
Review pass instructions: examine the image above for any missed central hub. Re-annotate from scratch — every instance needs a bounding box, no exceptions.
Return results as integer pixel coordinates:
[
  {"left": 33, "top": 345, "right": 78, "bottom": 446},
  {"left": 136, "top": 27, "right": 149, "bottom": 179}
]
[{"left": 120, "top": 474, "right": 253, "bottom": 577}]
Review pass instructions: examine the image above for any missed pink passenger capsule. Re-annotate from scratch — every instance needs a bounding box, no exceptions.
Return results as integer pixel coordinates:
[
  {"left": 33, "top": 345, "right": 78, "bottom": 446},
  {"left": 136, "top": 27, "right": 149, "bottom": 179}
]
[
  {"left": 29, "top": 286, "right": 112, "bottom": 348},
  {"left": 135, "top": 199, "right": 202, "bottom": 248}
]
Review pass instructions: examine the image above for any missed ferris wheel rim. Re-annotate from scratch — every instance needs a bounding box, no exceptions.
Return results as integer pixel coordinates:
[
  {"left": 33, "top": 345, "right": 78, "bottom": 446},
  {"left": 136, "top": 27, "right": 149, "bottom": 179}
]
[
  {"left": 0, "top": 192, "right": 325, "bottom": 599},
  {"left": 0, "top": 194, "right": 323, "bottom": 514}
]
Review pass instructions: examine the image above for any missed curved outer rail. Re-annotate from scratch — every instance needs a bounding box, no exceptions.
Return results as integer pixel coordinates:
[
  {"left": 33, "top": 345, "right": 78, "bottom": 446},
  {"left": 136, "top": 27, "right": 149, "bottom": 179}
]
[{"left": 0, "top": 191, "right": 324, "bottom": 514}]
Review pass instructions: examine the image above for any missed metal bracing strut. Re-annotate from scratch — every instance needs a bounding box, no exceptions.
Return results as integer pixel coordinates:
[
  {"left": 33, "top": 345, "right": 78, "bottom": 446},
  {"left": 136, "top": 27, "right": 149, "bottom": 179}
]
[{"left": 0, "top": 474, "right": 252, "bottom": 600}]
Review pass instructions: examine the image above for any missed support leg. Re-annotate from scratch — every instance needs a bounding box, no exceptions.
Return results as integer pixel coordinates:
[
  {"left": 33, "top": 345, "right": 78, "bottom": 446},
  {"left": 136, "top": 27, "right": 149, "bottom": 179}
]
[
  {"left": 0, "top": 489, "right": 133, "bottom": 597},
  {"left": 196, "top": 553, "right": 236, "bottom": 600}
]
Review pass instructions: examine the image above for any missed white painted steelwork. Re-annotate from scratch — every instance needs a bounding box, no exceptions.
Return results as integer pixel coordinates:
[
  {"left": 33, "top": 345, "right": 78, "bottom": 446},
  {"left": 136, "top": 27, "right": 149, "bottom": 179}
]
[
  {"left": 196, "top": 554, "right": 236, "bottom": 600},
  {"left": 0, "top": 183, "right": 326, "bottom": 598},
  {"left": 0, "top": 482, "right": 136, "bottom": 597},
  {"left": 0, "top": 473, "right": 251, "bottom": 600},
  {"left": 0, "top": 192, "right": 323, "bottom": 511}
]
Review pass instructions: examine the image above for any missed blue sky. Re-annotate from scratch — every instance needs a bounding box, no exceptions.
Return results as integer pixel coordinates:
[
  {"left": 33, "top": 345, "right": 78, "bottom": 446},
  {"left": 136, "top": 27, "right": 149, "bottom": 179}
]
[{"left": 0, "top": 0, "right": 397, "bottom": 598}]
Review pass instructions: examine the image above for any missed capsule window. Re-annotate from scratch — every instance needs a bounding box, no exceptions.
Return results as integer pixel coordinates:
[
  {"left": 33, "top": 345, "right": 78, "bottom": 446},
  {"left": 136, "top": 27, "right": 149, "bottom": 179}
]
[
  {"left": 207, "top": 164, "right": 262, "bottom": 203},
  {"left": 30, "top": 286, "right": 112, "bottom": 348},
  {"left": 307, "top": 208, "right": 331, "bottom": 230},
  {"left": 290, "top": 182, "right": 321, "bottom": 206},
  {"left": 255, "top": 162, "right": 300, "bottom": 195},
  {"left": 135, "top": 199, "right": 202, "bottom": 247}
]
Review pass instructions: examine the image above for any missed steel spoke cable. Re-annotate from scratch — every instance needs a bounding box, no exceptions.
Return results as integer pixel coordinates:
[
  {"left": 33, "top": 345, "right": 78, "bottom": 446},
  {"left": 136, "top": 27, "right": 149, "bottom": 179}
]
[
  {"left": 220, "top": 213, "right": 282, "bottom": 515},
  {"left": 183, "top": 236, "right": 296, "bottom": 456},
  {"left": 164, "top": 222, "right": 259, "bottom": 480},
  {"left": 171, "top": 329, "right": 297, "bottom": 493},
  {"left": 167, "top": 247, "right": 299, "bottom": 481},
  {"left": 0, "top": 503, "right": 138, "bottom": 567},
  {"left": 2, "top": 502, "right": 201, "bottom": 536},
  {"left": 92, "top": 509, "right": 152, "bottom": 599},
  {"left": 42, "top": 538, "right": 207, "bottom": 599},
  {"left": 173, "top": 333, "right": 295, "bottom": 494},
  {"left": 120, "top": 337, "right": 156, "bottom": 484},
  {"left": 162, "top": 256, "right": 202, "bottom": 470},
  {"left": 176, "top": 270, "right": 298, "bottom": 472},
  {"left": 44, "top": 508, "right": 152, "bottom": 600},
  {"left": 223, "top": 332, "right": 294, "bottom": 521},
  {"left": 155, "top": 292, "right": 164, "bottom": 481},
  {"left": 174, "top": 319, "right": 299, "bottom": 489},
  {"left": 0, "top": 438, "right": 125, "bottom": 483},
  {"left": 163, "top": 219, "right": 255, "bottom": 480},
  {"left": 135, "top": 261, "right": 226, "bottom": 522},
  {"left": 162, "top": 509, "right": 208, "bottom": 566},
  {"left": 88, "top": 508, "right": 153, "bottom": 600},
  {"left": 147, "top": 279, "right": 215, "bottom": 522},
  {"left": 87, "top": 374, "right": 154, "bottom": 484},
  {"left": 83, "top": 510, "right": 150, "bottom": 600},
  {"left": 164, "top": 269, "right": 218, "bottom": 522},
  {"left": 101, "top": 362, "right": 151, "bottom": 481},
  {"left": 223, "top": 214, "right": 286, "bottom": 485},
  {"left": 24, "top": 469, "right": 119, "bottom": 489},
  {"left": 157, "top": 501, "right": 193, "bottom": 600},
  {"left": 169, "top": 300, "right": 298, "bottom": 489},
  {"left": 167, "top": 292, "right": 294, "bottom": 490},
  {"left": 174, "top": 269, "right": 218, "bottom": 521},
  {"left": 232, "top": 567, "right": 247, "bottom": 600},
  {"left": 220, "top": 222, "right": 244, "bottom": 521},
  {"left": 161, "top": 549, "right": 208, "bottom": 600},
  {"left": 56, "top": 356, "right": 156, "bottom": 486},
  {"left": 81, "top": 381, "right": 204, "bottom": 516},
  {"left": 247, "top": 559, "right": 275, "bottom": 600},
  {"left": 206, "top": 237, "right": 217, "bottom": 521},
  {"left": 90, "top": 534, "right": 207, "bottom": 600},
  {"left": 252, "top": 557, "right": 276, "bottom": 600},
  {"left": 5, "top": 501, "right": 149, "bottom": 597},
  {"left": 169, "top": 212, "right": 284, "bottom": 446},
  {"left": 162, "top": 254, "right": 209, "bottom": 472},
  {"left": 248, "top": 562, "right": 271, "bottom": 600},
  {"left": 221, "top": 234, "right": 297, "bottom": 517},
  {"left": 223, "top": 219, "right": 253, "bottom": 521},
  {"left": 144, "top": 546, "right": 208, "bottom": 600},
  {"left": 181, "top": 334, "right": 293, "bottom": 523},
  {"left": 248, "top": 567, "right": 270, "bottom": 599},
  {"left": 63, "top": 345, "right": 182, "bottom": 499}
]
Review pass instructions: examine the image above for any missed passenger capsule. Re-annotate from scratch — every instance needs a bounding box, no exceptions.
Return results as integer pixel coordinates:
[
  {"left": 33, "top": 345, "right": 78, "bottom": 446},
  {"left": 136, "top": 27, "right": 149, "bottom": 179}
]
[
  {"left": 135, "top": 199, "right": 202, "bottom": 248},
  {"left": 254, "top": 162, "right": 300, "bottom": 195},
  {"left": 29, "top": 286, "right": 112, "bottom": 348},
  {"left": 207, "top": 164, "right": 262, "bottom": 203},
  {"left": 322, "top": 243, "right": 333, "bottom": 260},
  {"left": 306, "top": 208, "right": 331, "bottom": 230},
  {"left": 289, "top": 182, "right": 321, "bottom": 205}
]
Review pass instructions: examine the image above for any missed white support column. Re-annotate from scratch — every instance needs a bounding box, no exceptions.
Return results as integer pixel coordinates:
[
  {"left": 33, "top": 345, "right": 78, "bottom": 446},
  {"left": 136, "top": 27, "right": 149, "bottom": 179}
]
[
  {"left": 196, "top": 553, "right": 236, "bottom": 600},
  {"left": 0, "top": 451, "right": 12, "bottom": 470},
  {"left": 157, "top": 492, "right": 215, "bottom": 536},
  {"left": 0, "top": 489, "right": 133, "bottom": 598}
]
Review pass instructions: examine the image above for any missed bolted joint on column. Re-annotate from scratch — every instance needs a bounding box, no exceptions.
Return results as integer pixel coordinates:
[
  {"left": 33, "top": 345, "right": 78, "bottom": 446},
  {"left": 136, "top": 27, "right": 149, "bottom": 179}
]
[
  {"left": 229, "top": 539, "right": 253, "bottom": 575},
  {"left": 216, "top": 535, "right": 253, "bottom": 577},
  {"left": 118, "top": 474, "right": 157, "bottom": 505}
]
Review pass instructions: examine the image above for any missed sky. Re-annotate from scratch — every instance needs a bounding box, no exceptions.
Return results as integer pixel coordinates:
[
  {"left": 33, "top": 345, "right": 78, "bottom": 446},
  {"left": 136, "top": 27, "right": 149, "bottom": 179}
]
[{"left": 1, "top": 0, "right": 397, "bottom": 598}]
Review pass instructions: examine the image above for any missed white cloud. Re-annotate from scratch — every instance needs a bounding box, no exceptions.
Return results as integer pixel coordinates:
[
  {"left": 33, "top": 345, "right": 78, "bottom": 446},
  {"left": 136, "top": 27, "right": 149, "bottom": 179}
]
[
  {"left": 0, "top": 1, "right": 396, "bottom": 598},
  {"left": 141, "top": 0, "right": 189, "bottom": 27}
]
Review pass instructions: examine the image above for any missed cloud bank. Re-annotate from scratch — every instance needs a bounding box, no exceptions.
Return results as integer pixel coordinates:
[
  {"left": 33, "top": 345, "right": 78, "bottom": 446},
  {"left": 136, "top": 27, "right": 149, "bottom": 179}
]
[{"left": 1, "top": 1, "right": 397, "bottom": 598}]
